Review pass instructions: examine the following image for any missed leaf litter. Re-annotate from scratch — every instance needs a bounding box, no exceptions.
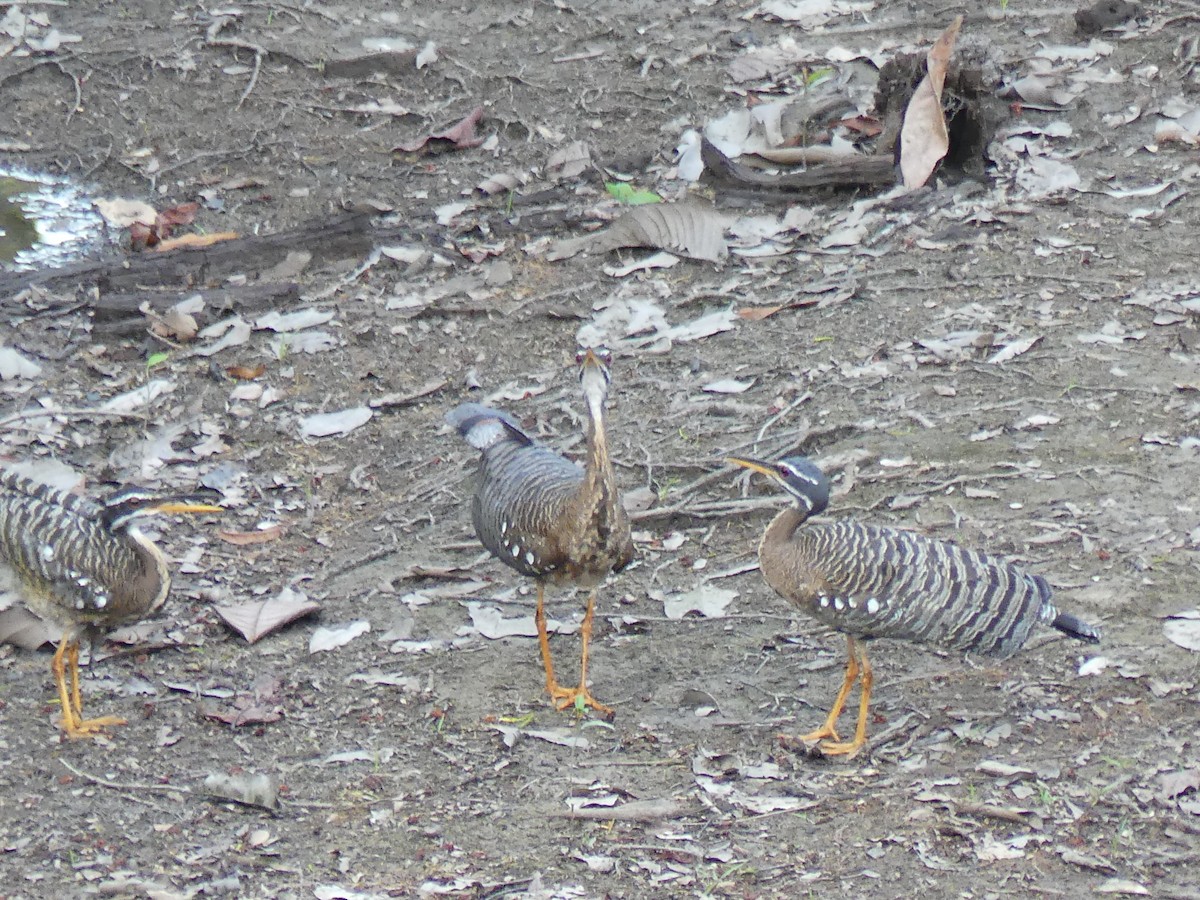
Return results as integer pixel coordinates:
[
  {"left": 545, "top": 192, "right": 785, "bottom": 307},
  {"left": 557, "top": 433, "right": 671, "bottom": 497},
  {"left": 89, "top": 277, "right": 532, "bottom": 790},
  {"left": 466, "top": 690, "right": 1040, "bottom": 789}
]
[{"left": 3, "top": 2, "right": 1200, "bottom": 898}]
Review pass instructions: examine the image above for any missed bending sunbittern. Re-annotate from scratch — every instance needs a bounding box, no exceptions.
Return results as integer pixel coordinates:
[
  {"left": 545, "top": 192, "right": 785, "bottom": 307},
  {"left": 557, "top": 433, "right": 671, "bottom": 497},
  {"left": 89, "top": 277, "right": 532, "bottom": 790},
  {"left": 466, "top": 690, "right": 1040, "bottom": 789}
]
[
  {"left": 446, "top": 348, "right": 634, "bottom": 715},
  {"left": 727, "top": 455, "right": 1100, "bottom": 757},
  {"left": 0, "top": 467, "right": 221, "bottom": 738}
]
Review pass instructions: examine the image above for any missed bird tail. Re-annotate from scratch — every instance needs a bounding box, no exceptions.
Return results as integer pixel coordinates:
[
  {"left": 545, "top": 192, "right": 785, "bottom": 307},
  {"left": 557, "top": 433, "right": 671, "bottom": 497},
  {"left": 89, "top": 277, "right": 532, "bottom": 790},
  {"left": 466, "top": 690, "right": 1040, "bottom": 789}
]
[
  {"left": 445, "top": 403, "right": 530, "bottom": 451},
  {"left": 1050, "top": 610, "right": 1101, "bottom": 644}
]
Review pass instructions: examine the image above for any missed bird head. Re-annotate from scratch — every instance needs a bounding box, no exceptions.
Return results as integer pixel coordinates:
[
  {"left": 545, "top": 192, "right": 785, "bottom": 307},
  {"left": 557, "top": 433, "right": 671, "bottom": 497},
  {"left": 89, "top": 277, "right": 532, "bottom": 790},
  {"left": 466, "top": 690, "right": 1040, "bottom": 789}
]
[
  {"left": 100, "top": 487, "right": 224, "bottom": 532},
  {"left": 725, "top": 455, "right": 830, "bottom": 516},
  {"left": 577, "top": 346, "right": 613, "bottom": 414}
]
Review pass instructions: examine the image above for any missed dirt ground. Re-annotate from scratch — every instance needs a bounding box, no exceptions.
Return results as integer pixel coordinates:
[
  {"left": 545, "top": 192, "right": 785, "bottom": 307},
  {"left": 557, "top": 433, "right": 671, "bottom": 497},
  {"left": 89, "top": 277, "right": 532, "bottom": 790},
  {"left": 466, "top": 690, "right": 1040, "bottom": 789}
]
[{"left": 1, "top": 1, "right": 1199, "bottom": 898}]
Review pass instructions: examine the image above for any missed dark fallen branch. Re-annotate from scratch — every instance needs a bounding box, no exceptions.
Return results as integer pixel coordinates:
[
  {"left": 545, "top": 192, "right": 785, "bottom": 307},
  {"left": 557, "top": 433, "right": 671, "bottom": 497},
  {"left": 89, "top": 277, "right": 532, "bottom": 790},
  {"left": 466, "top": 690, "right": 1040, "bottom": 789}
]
[
  {"left": 90, "top": 281, "right": 302, "bottom": 335},
  {"left": 700, "top": 136, "right": 896, "bottom": 194},
  {"left": 0, "top": 211, "right": 377, "bottom": 311}
]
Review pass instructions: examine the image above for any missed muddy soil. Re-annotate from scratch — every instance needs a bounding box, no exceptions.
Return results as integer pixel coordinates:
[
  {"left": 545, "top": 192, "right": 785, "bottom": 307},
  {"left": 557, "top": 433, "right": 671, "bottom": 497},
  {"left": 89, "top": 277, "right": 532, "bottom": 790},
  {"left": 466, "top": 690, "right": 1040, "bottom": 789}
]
[{"left": 1, "top": 2, "right": 1198, "bottom": 898}]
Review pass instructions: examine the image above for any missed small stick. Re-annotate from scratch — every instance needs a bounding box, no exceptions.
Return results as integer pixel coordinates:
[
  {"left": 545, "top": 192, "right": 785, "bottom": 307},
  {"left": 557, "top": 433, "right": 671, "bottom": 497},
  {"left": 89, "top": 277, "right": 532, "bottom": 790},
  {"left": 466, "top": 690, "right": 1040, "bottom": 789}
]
[
  {"left": 952, "top": 801, "right": 1036, "bottom": 826},
  {"left": 547, "top": 798, "right": 695, "bottom": 822},
  {"left": 60, "top": 759, "right": 192, "bottom": 796}
]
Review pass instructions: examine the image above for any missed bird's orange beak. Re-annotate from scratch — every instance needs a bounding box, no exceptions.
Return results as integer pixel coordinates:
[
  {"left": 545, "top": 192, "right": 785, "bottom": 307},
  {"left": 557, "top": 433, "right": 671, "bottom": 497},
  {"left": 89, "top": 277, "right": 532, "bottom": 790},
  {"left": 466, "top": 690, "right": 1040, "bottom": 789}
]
[
  {"left": 148, "top": 499, "right": 224, "bottom": 516},
  {"left": 725, "top": 455, "right": 777, "bottom": 478}
]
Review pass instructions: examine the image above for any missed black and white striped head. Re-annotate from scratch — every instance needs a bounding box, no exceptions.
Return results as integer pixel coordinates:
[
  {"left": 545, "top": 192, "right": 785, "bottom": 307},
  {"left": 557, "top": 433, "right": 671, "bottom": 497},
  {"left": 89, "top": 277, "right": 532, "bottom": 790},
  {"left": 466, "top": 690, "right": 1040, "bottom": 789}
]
[
  {"left": 99, "top": 487, "right": 223, "bottom": 533},
  {"left": 726, "top": 455, "right": 830, "bottom": 516},
  {"left": 577, "top": 346, "right": 613, "bottom": 412}
]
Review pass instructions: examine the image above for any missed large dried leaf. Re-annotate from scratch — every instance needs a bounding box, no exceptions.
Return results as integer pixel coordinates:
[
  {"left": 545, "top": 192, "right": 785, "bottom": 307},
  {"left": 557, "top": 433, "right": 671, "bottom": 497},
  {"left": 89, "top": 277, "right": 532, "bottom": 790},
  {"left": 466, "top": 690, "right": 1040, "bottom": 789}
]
[
  {"left": 549, "top": 202, "right": 729, "bottom": 263},
  {"left": 0, "top": 606, "right": 58, "bottom": 650},
  {"left": 215, "top": 590, "right": 320, "bottom": 644},
  {"left": 899, "top": 16, "right": 962, "bottom": 189}
]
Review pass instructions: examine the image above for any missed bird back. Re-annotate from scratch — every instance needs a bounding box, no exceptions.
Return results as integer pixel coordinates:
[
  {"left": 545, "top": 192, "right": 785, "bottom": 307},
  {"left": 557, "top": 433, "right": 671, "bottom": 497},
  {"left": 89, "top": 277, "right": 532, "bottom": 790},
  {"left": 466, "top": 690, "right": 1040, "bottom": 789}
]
[
  {"left": 0, "top": 468, "right": 148, "bottom": 626},
  {"left": 447, "top": 404, "right": 585, "bottom": 579},
  {"left": 763, "top": 519, "right": 1066, "bottom": 658}
]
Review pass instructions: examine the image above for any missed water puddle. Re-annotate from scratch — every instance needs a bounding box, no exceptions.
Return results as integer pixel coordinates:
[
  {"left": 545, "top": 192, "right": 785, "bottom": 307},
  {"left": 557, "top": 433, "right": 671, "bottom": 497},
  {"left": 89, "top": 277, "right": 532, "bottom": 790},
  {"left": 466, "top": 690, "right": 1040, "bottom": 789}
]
[{"left": 0, "top": 169, "right": 106, "bottom": 271}]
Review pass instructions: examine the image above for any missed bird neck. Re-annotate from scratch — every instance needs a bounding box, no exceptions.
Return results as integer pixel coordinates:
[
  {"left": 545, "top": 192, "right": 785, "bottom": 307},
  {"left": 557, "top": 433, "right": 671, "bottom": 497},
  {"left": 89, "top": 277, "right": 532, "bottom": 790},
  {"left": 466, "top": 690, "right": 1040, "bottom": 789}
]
[
  {"left": 753, "top": 511, "right": 811, "bottom": 602},
  {"left": 123, "top": 526, "right": 173, "bottom": 616},
  {"left": 759, "top": 505, "right": 808, "bottom": 568},
  {"left": 578, "top": 393, "right": 620, "bottom": 528}
]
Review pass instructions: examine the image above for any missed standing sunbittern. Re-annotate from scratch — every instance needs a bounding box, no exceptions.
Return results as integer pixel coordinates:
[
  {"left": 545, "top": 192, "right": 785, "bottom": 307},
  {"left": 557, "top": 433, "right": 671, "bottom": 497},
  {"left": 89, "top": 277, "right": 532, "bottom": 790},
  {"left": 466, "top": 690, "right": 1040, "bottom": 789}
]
[
  {"left": 727, "top": 455, "right": 1100, "bottom": 757},
  {"left": 446, "top": 348, "right": 634, "bottom": 715},
  {"left": 0, "top": 467, "right": 221, "bottom": 739}
]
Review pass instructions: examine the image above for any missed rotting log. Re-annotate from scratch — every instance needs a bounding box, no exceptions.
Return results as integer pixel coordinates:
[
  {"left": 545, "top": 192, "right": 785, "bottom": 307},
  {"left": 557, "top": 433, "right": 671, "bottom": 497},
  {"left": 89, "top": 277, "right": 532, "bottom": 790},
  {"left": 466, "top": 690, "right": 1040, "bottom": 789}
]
[{"left": 0, "top": 212, "right": 379, "bottom": 327}]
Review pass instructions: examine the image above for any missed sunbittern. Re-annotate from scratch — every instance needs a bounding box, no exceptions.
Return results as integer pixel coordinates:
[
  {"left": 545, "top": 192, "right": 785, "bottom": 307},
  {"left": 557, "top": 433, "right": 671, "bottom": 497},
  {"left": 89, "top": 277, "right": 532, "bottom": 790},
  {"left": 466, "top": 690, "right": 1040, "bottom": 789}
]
[
  {"left": 0, "top": 467, "right": 221, "bottom": 739},
  {"left": 446, "top": 348, "right": 634, "bottom": 715},
  {"left": 727, "top": 455, "right": 1100, "bottom": 757}
]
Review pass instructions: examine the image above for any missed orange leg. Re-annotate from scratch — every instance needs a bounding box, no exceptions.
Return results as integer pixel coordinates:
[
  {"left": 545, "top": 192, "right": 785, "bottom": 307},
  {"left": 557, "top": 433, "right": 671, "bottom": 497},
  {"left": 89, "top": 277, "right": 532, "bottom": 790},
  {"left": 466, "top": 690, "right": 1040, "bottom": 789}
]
[
  {"left": 51, "top": 633, "right": 126, "bottom": 739},
  {"left": 797, "top": 634, "right": 860, "bottom": 745},
  {"left": 535, "top": 583, "right": 562, "bottom": 696},
  {"left": 816, "top": 638, "right": 872, "bottom": 757},
  {"left": 536, "top": 586, "right": 613, "bottom": 716}
]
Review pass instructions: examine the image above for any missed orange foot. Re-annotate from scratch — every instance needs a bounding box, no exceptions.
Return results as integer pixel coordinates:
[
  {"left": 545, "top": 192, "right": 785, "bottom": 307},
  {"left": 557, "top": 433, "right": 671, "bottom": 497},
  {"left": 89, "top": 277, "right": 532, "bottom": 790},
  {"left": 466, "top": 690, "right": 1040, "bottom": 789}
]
[
  {"left": 61, "top": 711, "right": 127, "bottom": 740},
  {"left": 813, "top": 737, "right": 866, "bottom": 758},
  {"left": 548, "top": 682, "right": 614, "bottom": 718}
]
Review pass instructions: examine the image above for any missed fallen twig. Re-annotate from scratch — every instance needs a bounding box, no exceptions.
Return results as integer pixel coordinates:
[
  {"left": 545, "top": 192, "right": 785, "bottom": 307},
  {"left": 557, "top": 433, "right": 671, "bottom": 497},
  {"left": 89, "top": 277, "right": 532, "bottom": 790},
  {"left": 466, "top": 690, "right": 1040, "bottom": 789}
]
[
  {"left": 60, "top": 759, "right": 191, "bottom": 797},
  {"left": 629, "top": 496, "right": 778, "bottom": 522},
  {"left": 548, "top": 798, "right": 696, "bottom": 822},
  {"left": 951, "top": 801, "right": 1037, "bottom": 826}
]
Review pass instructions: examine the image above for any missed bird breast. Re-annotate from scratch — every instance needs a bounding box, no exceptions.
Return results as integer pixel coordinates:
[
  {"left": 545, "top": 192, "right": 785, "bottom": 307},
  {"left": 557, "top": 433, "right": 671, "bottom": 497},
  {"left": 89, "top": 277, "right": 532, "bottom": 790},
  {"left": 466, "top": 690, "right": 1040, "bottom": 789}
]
[{"left": 471, "top": 436, "right": 631, "bottom": 585}]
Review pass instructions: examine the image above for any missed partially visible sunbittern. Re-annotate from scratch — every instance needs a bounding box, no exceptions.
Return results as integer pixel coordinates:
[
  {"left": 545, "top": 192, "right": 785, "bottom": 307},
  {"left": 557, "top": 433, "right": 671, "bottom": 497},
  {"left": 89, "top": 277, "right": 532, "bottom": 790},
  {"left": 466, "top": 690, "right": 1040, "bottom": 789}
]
[
  {"left": 727, "top": 455, "right": 1100, "bottom": 758},
  {"left": 446, "top": 348, "right": 634, "bottom": 715},
  {"left": 0, "top": 467, "right": 221, "bottom": 739}
]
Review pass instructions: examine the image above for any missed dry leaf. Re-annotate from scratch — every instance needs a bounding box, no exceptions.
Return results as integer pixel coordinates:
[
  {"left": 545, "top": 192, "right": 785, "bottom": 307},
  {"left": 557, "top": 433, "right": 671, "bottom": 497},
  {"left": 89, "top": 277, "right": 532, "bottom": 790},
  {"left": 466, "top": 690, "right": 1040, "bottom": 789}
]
[
  {"left": 217, "top": 524, "right": 284, "bottom": 546},
  {"left": 1094, "top": 879, "right": 1150, "bottom": 896},
  {"left": 101, "top": 379, "right": 175, "bottom": 413},
  {"left": 215, "top": 591, "right": 319, "bottom": 643},
  {"left": 703, "top": 378, "right": 755, "bottom": 394},
  {"left": 987, "top": 335, "right": 1042, "bottom": 364},
  {"left": 1164, "top": 612, "right": 1200, "bottom": 652},
  {"left": 299, "top": 406, "right": 373, "bottom": 438},
  {"left": 226, "top": 363, "right": 266, "bottom": 380},
  {"left": 0, "top": 606, "right": 58, "bottom": 650},
  {"left": 548, "top": 202, "right": 729, "bottom": 263},
  {"left": 662, "top": 586, "right": 737, "bottom": 620},
  {"left": 0, "top": 346, "right": 42, "bottom": 380},
  {"left": 203, "top": 772, "right": 279, "bottom": 809},
  {"left": 309, "top": 620, "right": 371, "bottom": 653},
  {"left": 737, "top": 305, "right": 786, "bottom": 321},
  {"left": 255, "top": 309, "right": 335, "bottom": 332},
  {"left": 464, "top": 603, "right": 572, "bottom": 640},
  {"left": 1159, "top": 769, "right": 1200, "bottom": 801},
  {"left": 546, "top": 141, "right": 591, "bottom": 180},
  {"left": 94, "top": 197, "right": 157, "bottom": 228},
  {"left": 899, "top": 16, "right": 963, "bottom": 189},
  {"left": 394, "top": 105, "right": 485, "bottom": 154}
]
